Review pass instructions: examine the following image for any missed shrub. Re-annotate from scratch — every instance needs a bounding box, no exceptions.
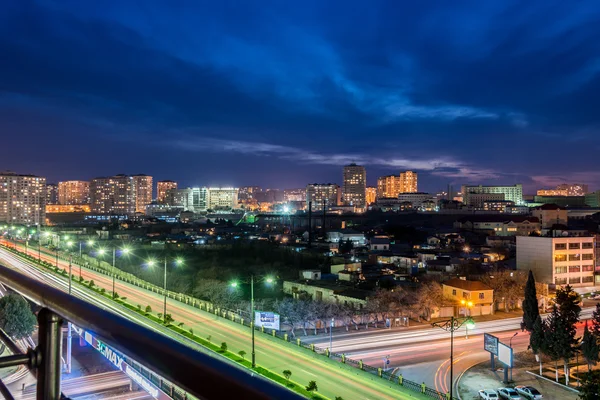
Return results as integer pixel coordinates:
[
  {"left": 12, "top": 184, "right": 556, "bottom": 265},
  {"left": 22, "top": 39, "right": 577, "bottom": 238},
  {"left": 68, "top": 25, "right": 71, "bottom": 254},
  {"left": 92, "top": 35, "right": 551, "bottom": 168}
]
[
  {"left": 239, "top": 350, "right": 246, "bottom": 360},
  {"left": 220, "top": 342, "right": 227, "bottom": 352},
  {"left": 306, "top": 381, "right": 318, "bottom": 392},
  {"left": 145, "top": 305, "right": 152, "bottom": 313},
  {"left": 283, "top": 370, "right": 291, "bottom": 382}
]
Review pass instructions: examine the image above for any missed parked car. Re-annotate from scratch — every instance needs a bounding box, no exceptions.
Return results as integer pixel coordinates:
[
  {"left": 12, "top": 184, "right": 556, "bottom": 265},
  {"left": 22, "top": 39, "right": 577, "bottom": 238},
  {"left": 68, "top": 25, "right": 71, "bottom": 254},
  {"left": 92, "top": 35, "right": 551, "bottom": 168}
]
[
  {"left": 497, "top": 387, "right": 521, "bottom": 399},
  {"left": 515, "top": 386, "right": 542, "bottom": 399},
  {"left": 479, "top": 389, "right": 499, "bottom": 399}
]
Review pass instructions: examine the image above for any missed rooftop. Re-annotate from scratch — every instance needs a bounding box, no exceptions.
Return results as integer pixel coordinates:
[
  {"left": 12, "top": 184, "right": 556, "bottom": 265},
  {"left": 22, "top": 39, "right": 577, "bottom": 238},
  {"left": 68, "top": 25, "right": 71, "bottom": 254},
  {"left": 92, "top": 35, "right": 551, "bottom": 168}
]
[{"left": 443, "top": 278, "right": 492, "bottom": 291}]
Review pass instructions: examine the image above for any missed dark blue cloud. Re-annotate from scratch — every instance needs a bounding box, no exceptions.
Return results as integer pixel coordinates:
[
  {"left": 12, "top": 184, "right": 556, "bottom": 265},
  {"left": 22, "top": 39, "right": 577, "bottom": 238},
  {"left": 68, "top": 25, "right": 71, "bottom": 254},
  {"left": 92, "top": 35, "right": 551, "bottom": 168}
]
[{"left": 1, "top": 0, "right": 599, "bottom": 192}]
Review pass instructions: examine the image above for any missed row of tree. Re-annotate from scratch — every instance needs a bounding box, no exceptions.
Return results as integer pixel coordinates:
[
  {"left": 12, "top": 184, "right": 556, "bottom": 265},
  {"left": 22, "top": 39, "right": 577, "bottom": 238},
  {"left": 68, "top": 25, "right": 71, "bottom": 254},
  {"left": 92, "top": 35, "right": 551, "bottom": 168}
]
[{"left": 524, "top": 271, "right": 600, "bottom": 391}]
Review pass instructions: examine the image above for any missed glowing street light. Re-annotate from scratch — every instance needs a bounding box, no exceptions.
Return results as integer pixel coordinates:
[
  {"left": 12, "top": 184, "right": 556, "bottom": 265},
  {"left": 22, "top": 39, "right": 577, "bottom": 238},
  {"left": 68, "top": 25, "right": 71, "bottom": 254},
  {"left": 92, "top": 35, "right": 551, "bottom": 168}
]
[
  {"left": 147, "top": 256, "right": 184, "bottom": 322},
  {"left": 230, "top": 275, "right": 275, "bottom": 368},
  {"left": 432, "top": 316, "right": 475, "bottom": 400}
]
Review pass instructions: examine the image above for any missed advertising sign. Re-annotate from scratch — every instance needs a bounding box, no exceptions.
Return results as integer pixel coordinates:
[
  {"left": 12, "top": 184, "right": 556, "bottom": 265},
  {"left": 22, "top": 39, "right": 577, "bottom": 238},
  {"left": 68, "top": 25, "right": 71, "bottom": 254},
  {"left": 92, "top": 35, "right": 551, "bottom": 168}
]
[
  {"left": 77, "top": 328, "right": 171, "bottom": 400},
  {"left": 484, "top": 333, "right": 499, "bottom": 355},
  {"left": 498, "top": 342, "right": 513, "bottom": 367},
  {"left": 255, "top": 311, "right": 281, "bottom": 330}
]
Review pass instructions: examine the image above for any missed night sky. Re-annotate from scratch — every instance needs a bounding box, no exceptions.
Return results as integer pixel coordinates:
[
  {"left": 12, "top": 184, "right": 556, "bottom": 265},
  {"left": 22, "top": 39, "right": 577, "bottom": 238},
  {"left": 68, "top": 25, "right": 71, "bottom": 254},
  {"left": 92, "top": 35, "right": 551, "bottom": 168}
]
[{"left": 1, "top": 1, "right": 600, "bottom": 193}]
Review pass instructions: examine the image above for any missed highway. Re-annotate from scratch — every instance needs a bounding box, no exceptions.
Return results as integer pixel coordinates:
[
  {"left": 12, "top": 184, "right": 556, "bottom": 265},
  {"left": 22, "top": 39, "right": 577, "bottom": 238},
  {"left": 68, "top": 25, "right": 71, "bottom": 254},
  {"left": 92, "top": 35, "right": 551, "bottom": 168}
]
[
  {"left": 14, "top": 370, "right": 134, "bottom": 399},
  {"left": 0, "top": 242, "right": 429, "bottom": 400}
]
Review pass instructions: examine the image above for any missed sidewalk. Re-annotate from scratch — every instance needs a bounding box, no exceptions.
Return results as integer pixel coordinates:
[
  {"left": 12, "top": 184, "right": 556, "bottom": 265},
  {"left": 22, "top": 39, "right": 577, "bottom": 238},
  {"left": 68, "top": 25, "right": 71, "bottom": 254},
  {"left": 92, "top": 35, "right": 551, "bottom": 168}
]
[{"left": 458, "top": 351, "right": 578, "bottom": 400}]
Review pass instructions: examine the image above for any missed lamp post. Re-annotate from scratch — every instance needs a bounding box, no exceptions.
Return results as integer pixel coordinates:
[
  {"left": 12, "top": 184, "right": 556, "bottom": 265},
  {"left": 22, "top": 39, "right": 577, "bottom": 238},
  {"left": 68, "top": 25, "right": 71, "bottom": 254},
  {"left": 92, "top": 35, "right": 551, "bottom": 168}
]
[
  {"left": 147, "top": 256, "right": 183, "bottom": 322},
  {"left": 509, "top": 332, "right": 518, "bottom": 381},
  {"left": 81, "top": 240, "right": 94, "bottom": 278},
  {"left": 432, "top": 316, "right": 475, "bottom": 400},
  {"left": 64, "top": 239, "right": 74, "bottom": 375},
  {"left": 111, "top": 247, "right": 130, "bottom": 298},
  {"left": 230, "top": 275, "right": 274, "bottom": 368},
  {"left": 460, "top": 299, "right": 474, "bottom": 338}
]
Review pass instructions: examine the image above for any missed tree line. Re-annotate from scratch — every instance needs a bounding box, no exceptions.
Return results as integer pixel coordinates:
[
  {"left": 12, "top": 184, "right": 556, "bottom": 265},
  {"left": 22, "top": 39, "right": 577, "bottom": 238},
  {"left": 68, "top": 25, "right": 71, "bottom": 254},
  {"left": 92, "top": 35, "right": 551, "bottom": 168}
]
[{"left": 523, "top": 270, "right": 600, "bottom": 398}]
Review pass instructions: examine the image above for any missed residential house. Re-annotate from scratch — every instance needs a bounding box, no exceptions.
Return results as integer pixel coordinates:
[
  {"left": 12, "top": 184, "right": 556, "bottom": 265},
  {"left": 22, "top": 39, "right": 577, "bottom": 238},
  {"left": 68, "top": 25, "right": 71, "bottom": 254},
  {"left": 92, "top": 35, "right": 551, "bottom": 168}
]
[{"left": 442, "top": 278, "right": 494, "bottom": 316}]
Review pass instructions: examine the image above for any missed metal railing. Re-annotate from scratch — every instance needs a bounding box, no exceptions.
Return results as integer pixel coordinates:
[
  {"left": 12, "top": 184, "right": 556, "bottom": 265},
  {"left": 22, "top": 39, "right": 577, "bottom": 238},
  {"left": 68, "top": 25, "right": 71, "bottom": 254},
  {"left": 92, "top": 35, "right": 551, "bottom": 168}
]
[
  {"left": 2, "top": 243, "right": 454, "bottom": 399},
  {"left": 0, "top": 264, "right": 305, "bottom": 400}
]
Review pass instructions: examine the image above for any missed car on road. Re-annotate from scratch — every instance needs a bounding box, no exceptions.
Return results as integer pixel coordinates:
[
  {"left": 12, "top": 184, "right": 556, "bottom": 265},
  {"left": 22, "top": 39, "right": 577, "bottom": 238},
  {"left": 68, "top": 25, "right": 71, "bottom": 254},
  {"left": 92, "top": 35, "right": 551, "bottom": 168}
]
[
  {"left": 497, "top": 387, "right": 521, "bottom": 399},
  {"left": 478, "top": 389, "right": 499, "bottom": 399},
  {"left": 515, "top": 386, "right": 542, "bottom": 399}
]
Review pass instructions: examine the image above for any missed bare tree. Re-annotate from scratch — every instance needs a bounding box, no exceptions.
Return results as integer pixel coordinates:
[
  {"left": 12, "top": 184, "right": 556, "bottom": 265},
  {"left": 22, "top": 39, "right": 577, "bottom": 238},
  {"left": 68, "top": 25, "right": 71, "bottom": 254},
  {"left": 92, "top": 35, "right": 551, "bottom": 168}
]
[
  {"left": 481, "top": 270, "right": 525, "bottom": 312},
  {"left": 413, "top": 282, "right": 444, "bottom": 321}
]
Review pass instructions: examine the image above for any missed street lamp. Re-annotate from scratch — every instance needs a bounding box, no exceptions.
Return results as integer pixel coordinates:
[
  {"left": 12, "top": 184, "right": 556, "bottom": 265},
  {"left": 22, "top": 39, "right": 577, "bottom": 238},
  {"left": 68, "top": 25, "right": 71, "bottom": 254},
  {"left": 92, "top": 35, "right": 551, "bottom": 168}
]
[
  {"left": 509, "top": 332, "right": 518, "bottom": 382},
  {"left": 432, "top": 316, "right": 475, "bottom": 400},
  {"left": 460, "top": 299, "right": 474, "bottom": 338},
  {"left": 111, "top": 247, "right": 130, "bottom": 298},
  {"left": 147, "top": 256, "right": 183, "bottom": 322},
  {"left": 230, "top": 275, "right": 275, "bottom": 368}
]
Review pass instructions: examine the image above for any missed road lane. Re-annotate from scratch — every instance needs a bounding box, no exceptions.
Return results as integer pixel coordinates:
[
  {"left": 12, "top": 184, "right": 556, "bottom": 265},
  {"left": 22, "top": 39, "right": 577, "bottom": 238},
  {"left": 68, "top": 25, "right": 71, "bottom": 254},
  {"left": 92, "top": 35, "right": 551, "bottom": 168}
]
[{"left": 0, "top": 244, "right": 428, "bottom": 400}]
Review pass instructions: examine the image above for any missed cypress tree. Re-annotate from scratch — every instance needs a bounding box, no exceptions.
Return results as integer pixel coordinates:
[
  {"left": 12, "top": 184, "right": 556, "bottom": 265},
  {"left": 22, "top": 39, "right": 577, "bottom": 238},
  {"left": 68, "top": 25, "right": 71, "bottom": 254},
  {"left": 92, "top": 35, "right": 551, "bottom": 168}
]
[
  {"left": 522, "top": 270, "right": 539, "bottom": 331},
  {"left": 591, "top": 303, "right": 600, "bottom": 338},
  {"left": 581, "top": 322, "right": 599, "bottom": 372},
  {"left": 553, "top": 285, "right": 581, "bottom": 386}
]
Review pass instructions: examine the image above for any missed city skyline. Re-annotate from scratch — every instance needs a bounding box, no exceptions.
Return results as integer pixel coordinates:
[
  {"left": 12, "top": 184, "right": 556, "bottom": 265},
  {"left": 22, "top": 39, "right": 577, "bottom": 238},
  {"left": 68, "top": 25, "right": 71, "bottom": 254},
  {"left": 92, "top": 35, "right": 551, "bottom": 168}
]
[{"left": 2, "top": 1, "right": 600, "bottom": 192}]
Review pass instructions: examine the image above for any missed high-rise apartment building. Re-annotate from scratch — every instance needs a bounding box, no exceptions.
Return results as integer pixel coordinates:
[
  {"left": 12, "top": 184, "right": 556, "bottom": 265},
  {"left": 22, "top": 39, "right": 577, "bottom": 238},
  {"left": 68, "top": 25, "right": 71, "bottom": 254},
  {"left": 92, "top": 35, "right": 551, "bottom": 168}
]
[
  {"left": 517, "top": 236, "right": 596, "bottom": 287},
  {"left": 90, "top": 175, "right": 135, "bottom": 215},
  {"left": 377, "top": 175, "right": 401, "bottom": 198},
  {"left": 366, "top": 187, "right": 377, "bottom": 205},
  {"left": 557, "top": 183, "right": 588, "bottom": 196},
  {"left": 306, "top": 184, "right": 341, "bottom": 209},
  {"left": 58, "top": 180, "right": 90, "bottom": 205},
  {"left": 342, "top": 164, "right": 366, "bottom": 207},
  {"left": 157, "top": 180, "right": 177, "bottom": 204},
  {"left": 399, "top": 171, "right": 418, "bottom": 193},
  {"left": 132, "top": 175, "right": 153, "bottom": 213},
  {"left": 0, "top": 172, "right": 46, "bottom": 225},
  {"left": 207, "top": 188, "right": 239, "bottom": 210},
  {"left": 462, "top": 184, "right": 524, "bottom": 206},
  {"left": 377, "top": 171, "right": 418, "bottom": 198},
  {"left": 46, "top": 184, "right": 58, "bottom": 205}
]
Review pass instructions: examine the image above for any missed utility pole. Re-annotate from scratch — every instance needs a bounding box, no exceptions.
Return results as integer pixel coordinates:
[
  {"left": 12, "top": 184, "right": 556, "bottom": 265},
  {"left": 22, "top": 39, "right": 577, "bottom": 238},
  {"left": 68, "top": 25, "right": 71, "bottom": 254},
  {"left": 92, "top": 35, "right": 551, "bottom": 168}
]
[{"left": 307, "top": 201, "right": 312, "bottom": 248}]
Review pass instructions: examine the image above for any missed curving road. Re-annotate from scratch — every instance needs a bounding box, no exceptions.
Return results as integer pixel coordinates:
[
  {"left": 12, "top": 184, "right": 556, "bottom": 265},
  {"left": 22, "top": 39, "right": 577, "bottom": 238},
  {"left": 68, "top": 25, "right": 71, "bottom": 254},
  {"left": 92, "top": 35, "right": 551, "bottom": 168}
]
[{"left": 0, "top": 241, "right": 428, "bottom": 400}]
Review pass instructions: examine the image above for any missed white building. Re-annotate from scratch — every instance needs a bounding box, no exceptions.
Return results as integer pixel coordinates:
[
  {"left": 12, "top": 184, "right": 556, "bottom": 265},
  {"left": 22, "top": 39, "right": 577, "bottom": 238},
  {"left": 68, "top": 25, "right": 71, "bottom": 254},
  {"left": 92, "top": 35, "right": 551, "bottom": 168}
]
[
  {"left": 397, "top": 192, "right": 435, "bottom": 209},
  {"left": 0, "top": 172, "right": 46, "bottom": 225},
  {"left": 173, "top": 187, "right": 209, "bottom": 213},
  {"left": 517, "top": 236, "right": 596, "bottom": 288},
  {"left": 325, "top": 230, "right": 367, "bottom": 245},
  {"left": 462, "top": 184, "right": 524, "bottom": 206},
  {"left": 207, "top": 188, "right": 239, "bottom": 210}
]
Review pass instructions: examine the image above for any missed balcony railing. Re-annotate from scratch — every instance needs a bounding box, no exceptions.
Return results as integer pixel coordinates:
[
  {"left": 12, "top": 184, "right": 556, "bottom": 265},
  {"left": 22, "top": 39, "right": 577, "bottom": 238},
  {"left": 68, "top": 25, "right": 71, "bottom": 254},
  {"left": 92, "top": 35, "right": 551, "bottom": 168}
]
[{"left": 0, "top": 264, "right": 304, "bottom": 400}]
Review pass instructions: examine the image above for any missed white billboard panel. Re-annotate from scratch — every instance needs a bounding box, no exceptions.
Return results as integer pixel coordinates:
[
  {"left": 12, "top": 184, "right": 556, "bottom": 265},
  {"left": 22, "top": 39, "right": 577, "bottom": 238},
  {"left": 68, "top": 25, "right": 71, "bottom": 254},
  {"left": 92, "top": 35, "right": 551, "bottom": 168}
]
[
  {"left": 498, "top": 342, "right": 513, "bottom": 367},
  {"left": 255, "top": 311, "right": 281, "bottom": 330}
]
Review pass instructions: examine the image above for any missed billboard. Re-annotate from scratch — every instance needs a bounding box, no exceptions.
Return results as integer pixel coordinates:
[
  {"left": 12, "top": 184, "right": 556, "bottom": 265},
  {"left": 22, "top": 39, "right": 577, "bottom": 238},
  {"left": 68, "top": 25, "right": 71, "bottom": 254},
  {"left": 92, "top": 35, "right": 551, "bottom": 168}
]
[
  {"left": 498, "top": 342, "right": 513, "bottom": 367},
  {"left": 255, "top": 311, "right": 281, "bottom": 330},
  {"left": 484, "top": 333, "right": 499, "bottom": 355}
]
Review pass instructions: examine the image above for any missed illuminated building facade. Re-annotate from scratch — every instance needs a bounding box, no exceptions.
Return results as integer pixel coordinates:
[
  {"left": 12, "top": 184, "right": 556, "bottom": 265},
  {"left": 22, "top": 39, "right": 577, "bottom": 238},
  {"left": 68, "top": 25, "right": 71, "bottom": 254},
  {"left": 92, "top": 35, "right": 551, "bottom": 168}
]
[
  {"left": 462, "top": 184, "right": 524, "bottom": 206},
  {"left": 284, "top": 188, "right": 306, "bottom": 202},
  {"left": 132, "top": 175, "right": 153, "bottom": 213},
  {"left": 90, "top": 174, "right": 153, "bottom": 215},
  {"left": 58, "top": 180, "right": 90, "bottom": 205},
  {"left": 377, "top": 175, "right": 401, "bottom": 198},
  {"left": 342, "top": 163, "right": 366, "bottom": 207},
  {"left": 399, "top": 170, "right": 418, "bottom": 193},
  {"left": 306, "top": 184, "right": 341, "bottom": 209},
  {"left": 157, "top": 180, "right": 177, "bottom": 204},
  {"left": 537, "top": 184, "right": 588, "bottom": 197},
  {"left": 0, "top": 172, "right": 46, "bottom": 225},
  {"left": 377, "top": 170, "right": 418, "bottom": 199},
  {"left": 366, "top": 187, "right": 377, "bottom": 205},
  {"left": 517, "top": 236, "right": 596, "bottom": 287},
  {"left": 207, "top": 188, "right": 239, "bottom": 210},
  {"left": 46, "top": 204, "right": 91, "bottom": 213}
]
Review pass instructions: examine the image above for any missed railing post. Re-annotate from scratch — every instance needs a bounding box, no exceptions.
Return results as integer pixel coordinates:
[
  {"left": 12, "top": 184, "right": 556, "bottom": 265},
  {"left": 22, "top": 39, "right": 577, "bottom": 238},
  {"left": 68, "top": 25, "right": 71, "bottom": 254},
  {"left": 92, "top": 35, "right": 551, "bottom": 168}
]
[{"left": 36, "top": 308, "right": 63, "bottom": 400}]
